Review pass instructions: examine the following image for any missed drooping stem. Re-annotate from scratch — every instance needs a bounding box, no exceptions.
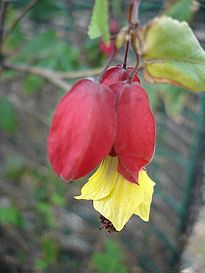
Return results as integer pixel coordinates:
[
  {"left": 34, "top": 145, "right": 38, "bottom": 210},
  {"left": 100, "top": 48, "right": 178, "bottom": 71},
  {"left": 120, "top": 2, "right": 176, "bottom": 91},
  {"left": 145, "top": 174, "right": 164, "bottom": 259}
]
[
  {"left": 0, "top": 0, "right": 9, "bottom": 61},
  {"left": 123, "top": 0, "right": 135, "bottom": 68},
  {"left": 128, "top": 30, "right": 140, "bottom": 83},
  {"left": 128, "top": 0, "right": 141, "bottom": 83},
  {"left": 131, "top": 0, "right": 140, "bottom": 25},
  {"left": 128, "top": 61, "right": 138, "bottom": 84},
  {"left": 123, "top": 40, "right": 130, "bottom": 69}
]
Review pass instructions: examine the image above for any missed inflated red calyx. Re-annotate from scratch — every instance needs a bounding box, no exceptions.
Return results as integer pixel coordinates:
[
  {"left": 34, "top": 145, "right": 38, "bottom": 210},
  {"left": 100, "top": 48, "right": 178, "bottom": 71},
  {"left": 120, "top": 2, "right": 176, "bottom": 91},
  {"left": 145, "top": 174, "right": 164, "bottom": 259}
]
[
  {"left": 48, "top": 79, "right": 116, "bottom": 181},
  {"left": 100, "top": 64, "right": 140, "bottom": 87},
  {"left": 109, "top": 81, "right": 156, "bottom": 183}
]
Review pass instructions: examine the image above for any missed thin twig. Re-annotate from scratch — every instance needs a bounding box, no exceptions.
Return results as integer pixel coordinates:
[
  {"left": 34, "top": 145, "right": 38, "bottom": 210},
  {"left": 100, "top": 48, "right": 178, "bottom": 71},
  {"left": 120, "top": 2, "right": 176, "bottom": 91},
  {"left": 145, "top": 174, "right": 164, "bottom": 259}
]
[
  {"left": 2, "top": 62, "right": 71, "bottom": 91},
  {"left": 0, "top": 0, "right": 9, "bottom": 59},
  {"left": 2, "top": 61, "right": 109, "bottom": 89},
  {"left": 4, "top": 0, "right": 40, "bottom": 41}
]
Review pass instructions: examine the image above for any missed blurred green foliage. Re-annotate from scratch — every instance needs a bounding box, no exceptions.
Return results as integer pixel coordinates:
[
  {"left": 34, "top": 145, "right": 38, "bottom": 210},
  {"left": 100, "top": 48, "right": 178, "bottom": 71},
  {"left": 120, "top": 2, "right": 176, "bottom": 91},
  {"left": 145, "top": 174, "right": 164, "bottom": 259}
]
[
  {"left": 165, "top": 0, "right": 195, "bottom": 22},
  {"left": 92, "top": 240, "right": 128, "bottom": 273},
  {"left": 0, "top": 98, "right": 16, "bottom": 134},
  {"left": 0, "top": 206, "right": 23, "bottom": 226},
  {"left": 142, "top": 80, "right": 187, "bottom": 117},
  {"left": 36, "top": 237, "right": 59, "bottom": 270},
  {"left": 4, "top": 154, "right": 26, "bottom": 181}
]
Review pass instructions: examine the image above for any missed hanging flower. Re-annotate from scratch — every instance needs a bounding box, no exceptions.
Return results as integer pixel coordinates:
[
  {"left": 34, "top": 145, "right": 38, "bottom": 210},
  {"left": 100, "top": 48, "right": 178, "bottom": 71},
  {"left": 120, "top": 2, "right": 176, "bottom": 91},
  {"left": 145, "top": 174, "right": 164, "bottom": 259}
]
[
  {"left": 48, "top": 65, "right": 156, "bottom": 231},
  {"left": 75, "top": 156, "right": 155, "bottom": 231}
]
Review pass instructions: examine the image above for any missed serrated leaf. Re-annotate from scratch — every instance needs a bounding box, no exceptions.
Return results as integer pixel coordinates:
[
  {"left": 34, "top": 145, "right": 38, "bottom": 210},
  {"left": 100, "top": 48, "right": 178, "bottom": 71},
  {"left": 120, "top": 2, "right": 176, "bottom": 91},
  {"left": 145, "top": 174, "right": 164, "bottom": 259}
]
[
  {"left": 165, "top": 0, "right": 195, "bottom": 22},
  {"left": 0, "top": 98, "right": 16, "bottom": 134},
  {"left": 142, "top": 16, "right": 205, "bottom": 92},
  {"left": 88, "top": 0, "right": 110, "bottom": 44}
]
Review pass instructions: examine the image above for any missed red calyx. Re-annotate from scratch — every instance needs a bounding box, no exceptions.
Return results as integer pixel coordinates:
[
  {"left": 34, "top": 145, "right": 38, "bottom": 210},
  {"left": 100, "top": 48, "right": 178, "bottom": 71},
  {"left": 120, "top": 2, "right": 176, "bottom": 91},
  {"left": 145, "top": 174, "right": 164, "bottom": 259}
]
[
  {"left": 48, "top": 79, "right": 116, "bottom": 181},
  {"left": 100, "top": 64, "right": 140, "bottom": 87},
  {"left": 48, "top": 67, "right": 156, "bottom": 185},
  {"left": 110, "top": 82, "right": 156, "bottom": 183}
]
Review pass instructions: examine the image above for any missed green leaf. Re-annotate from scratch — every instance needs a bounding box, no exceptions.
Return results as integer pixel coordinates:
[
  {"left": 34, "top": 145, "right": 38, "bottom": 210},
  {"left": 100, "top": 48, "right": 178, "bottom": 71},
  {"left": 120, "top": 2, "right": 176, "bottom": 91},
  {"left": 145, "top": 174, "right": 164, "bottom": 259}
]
[
  {"left": 88, "top": 0, "right": 110, "bottom": 44},
  {"left": 165, "top": 0, "right": 195, "bottom": 22},
  {"left": 0, "top": 98, "right": 16, "bottom": 134},
  {"left": 142, "top": 16, "right": 205, "bottom": 92},
  {"left": 24, "top": 74, "right": 44, "bottom": 95}
]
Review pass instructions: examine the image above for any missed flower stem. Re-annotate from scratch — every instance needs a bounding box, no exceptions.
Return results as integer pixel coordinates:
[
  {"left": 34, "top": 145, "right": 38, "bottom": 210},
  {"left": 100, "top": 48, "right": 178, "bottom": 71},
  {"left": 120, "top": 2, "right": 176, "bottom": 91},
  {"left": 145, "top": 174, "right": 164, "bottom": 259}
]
[
  {"left": 128, "top": 0, "right": 141, "bottom": 83},
  {"left": 128, "top": 30, "right": 140, "bottom": 83},
  {"left": 123, "top": 0, "right": 135, "bottom": 68},
  {"left": 123, "top": 40, "right": 130, "bottom": 69}
]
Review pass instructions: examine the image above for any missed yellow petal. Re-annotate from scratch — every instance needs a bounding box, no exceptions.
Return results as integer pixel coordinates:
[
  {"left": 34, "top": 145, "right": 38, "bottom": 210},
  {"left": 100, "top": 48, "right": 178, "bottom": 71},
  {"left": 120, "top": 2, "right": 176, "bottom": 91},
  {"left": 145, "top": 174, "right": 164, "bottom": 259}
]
[
  {"left": 75, "top": 156, "right": 155, "bottom": 232},
  {"left": 75, "top": 156, "right": 118, "bottom": 200},
  {"left": 134, "top": 171, "right": 155, "bottom": 221},
  {"left": 93, "top": 173, "right": 145, "bottom": 232}
]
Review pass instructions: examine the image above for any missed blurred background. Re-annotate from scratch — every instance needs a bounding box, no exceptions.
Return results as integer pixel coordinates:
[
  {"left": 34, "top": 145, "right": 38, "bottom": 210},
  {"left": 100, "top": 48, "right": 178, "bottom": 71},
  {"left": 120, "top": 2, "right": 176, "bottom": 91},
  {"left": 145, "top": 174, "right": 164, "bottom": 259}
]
[{"left": 0, "top": 0, "right": 205, "bottom": 272}]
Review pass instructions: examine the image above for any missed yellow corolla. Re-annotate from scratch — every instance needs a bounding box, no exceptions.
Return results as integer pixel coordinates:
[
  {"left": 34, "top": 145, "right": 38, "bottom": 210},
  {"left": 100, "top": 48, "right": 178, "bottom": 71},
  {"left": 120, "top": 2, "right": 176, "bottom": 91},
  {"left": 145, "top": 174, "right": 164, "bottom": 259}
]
[{"left": 75, "top": 156, "right": 155, "bottom": 232}]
